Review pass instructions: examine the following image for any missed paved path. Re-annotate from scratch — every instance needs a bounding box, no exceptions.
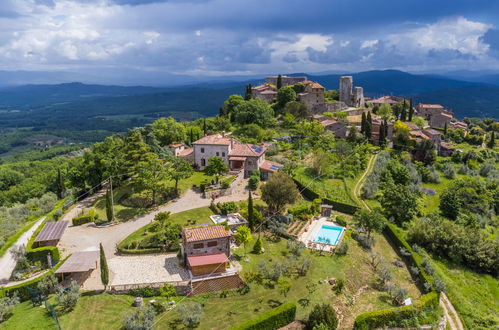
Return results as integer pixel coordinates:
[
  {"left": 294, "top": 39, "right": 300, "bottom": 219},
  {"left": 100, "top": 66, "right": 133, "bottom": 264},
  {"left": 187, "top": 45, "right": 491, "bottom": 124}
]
[
  {"left": 353, "top": 152, "right": 464, "bottom": 330},
  {"left": 58, "top": 182, "right": 249, "bottom": 260},
  {"left": 0, "top": 216, "right": 46, "bottom": 284}
]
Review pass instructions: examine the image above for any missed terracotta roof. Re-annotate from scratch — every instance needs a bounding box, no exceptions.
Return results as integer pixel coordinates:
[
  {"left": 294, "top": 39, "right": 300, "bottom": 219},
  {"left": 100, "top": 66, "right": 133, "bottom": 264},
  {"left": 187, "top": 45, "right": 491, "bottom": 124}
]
[
  {"left": 55, "top": 251, "right": 99, "bottom": 274},
  {"left": 178, "top": 148, "right": 193, "bottom": 157},
  {"left": 183, "top": 225, "right": 231, "bottom": 243},
  {"left": 187, "top": 253, "right": 229, "bottom": 267},
  {"left": 229, "top": 143, "right": 265, "bottom": 157},
  {"left": 418, "top": 104, "right": 444, "bottom": 109},
  {"left": 312, "top": 114, "right": 329, "bottom": 121},
  {"left": 423, "top": 129, "right": 441, "bottom": 136},
  {"left": 169, "top": 143, "right": 184, "bottom": 148},
  {"left": 229, "top": 156, "right": 246, "bottom": 161},
  {"left": 407, "top": 123, "right": 419, "bottom": 130},
  {"left": 193, "top": 134, "right": 232, "bottom": 146},
  {"left": 260, "top": 160, "right": 284, "bottom": 172},
  {"left": 370, "top": 96, "right": 402, "bottom": 104},
  {"left": 319, "top": 119, "right": 339, "bottom": 127},
  {"left": 440, "top": 141, "right": 454, "bottom": 149},
  {"left": 260, "top": 90, "right": 277, "bottom": 95},
  {"left": 409, "top": 130, "right": 430, "bottom": 139},
  {"left": 299, "top": 81, "right": 324, "bottom": 89},
  {"left": 451, "top": 121, "right": 467, "bottom": 129},
  {"left": 435, "top": 112, "right": 452, "bottom": 118},
  {"left": 34, "top": 221, "right": 69, "bottom": 243}
]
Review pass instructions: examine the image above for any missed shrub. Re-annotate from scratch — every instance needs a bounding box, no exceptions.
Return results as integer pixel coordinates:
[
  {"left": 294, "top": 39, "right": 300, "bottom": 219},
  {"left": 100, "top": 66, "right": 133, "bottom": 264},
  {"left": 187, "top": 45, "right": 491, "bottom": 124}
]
[
  {"left": 218, "top": 202, "right": 238, "bottom": 215},
  {"left": 129, "top": 286, "right": 156, "bottom": 298},
  {"left": 307, "top": 303, "right": 338, "bottom": 330},
  {"left": 334, "top": 278, "right": 345, "bottom": 294},
  {"left": 121, "top": 191, "right": 153, "bottom": 208},
  {"left": 441, "top": 163, "right": 456, "bottom": 179},
  {"left": 178, "top": 302, "right": 203, "bottom": 328},
  {"left": 355, "top": 235, "right": 374, "bottom": 249},
  {"left": 0, "top": 294, "right": 20, "bottom": 322},
  {"left": 335, "top": 215, "right": 347, "bottom": 227},
  {"left": 252, "top": 237, "right": 263, "bottom": 254},
  {"left": 36, "top": 274, "right": 58, "bottom": 296},
  {"left": 248, "top": 175, "right": 260, "bottom": 191},
  {"left": 56, "top": 280, "right": 80, "bottom": 312},
  {"left": 72, "top": 209, "right": 97, "bottom": 226},
  {"left": 231, "top": 302, "right": 296, "bottom": 330},
  {"left": 158, "top": 283, "right": 176, "bottom": 298},
  {"left": 335, "top": 241, "right": 349, "bottom": 255},
  {"left": 123, "top": 306, "right": 155, "bottom": 330}
]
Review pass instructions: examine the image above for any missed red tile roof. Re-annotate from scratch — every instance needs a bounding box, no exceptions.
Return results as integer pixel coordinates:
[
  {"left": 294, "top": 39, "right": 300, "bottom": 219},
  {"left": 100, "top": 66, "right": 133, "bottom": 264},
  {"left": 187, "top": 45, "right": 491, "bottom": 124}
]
[
  {"left": 193, "top": 134, "right": 232, "bottom": 146},
  {"left": 260, "top": 160, "right": 284, "bottom": 172},
  {"left": 169, "top": 143, "right": 184, "bottom": 148},
  {"left": 319, "top": 119, "right": 339, "bottom": 127},
  {"left": 187, "top": 253, "right": 229, "bottom": 267},
  {"left": 183, "top": 225, "right": 231, "bottom": 243},
  {"left": 418, "top": 104, "right": 444, "bottom": 109},
  {"left": 409, "top": 130, "right": 430, "bottom": 139},
  {"left": 229, "top": 143, "right": 265, "bottom": 157},
  {"left": 178, "top": 148, "right": 193, "bottom": 157}
]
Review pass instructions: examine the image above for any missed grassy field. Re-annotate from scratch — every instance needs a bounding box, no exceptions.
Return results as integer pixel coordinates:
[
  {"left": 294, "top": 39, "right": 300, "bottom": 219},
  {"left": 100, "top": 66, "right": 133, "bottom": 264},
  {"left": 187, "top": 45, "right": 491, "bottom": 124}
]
[
  {"left": 432, "top": 258, "right": 499, "bottom": 329},
  {"left": 118, "top": 206, "right": 215, "bottom": 250},
  {"left": 294, "top": 167, "right": 358, "bottom": 205}
]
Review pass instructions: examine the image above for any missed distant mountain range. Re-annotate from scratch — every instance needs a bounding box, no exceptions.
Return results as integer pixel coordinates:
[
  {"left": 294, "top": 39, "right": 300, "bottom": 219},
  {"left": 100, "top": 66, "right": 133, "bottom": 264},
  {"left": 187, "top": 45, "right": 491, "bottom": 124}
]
[{"left": 0, "top": 70, "right": 497, "bottom": 134}]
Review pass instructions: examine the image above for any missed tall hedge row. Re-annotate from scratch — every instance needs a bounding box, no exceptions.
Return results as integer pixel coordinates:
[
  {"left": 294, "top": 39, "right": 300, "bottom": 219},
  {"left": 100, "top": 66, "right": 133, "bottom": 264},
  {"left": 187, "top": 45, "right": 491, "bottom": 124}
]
[
  {"left": 230, "top": 302, "right": 296, "bottom": 330},
  {"left": 292, "top": 179, "right": 360, "bottom": 215},
  {"left": 354, "top": 291, "right": 439, "bottom": 330}
]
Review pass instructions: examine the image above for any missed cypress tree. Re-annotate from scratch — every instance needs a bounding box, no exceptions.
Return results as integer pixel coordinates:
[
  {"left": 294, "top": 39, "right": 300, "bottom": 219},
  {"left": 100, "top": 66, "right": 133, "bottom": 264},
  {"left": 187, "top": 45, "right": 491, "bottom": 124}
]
[
  {"left": 361, "top": 112, "right": 367, "bottom": 135},
  {"left": 366, "top": 111, "right": 372, "bottom": 140},
  {"left": 400, "top": 100, "right": 407, "bottom": 122},
  {"left": 190, "top": 128, "right": 194, "bottom": 144},
  {"left": 383, "top": 118, "right": 388, "bottom": 139},
  {"left": 444, "top": 122, "right": 448, "bottom": 136},
  {"left": 105, "top": 189, "right": 113, "bottom": 222},
  {"left": 100, "top": 243, "right": 109, "bottom": 287},
  {"left": 247, "top": 190, "right": 254, "bottom": 231},
  {"left": 488, "top": 131, "right": 495, "bottom": 149},
  {"left": 379, "top": 121, "right": 386, "bottom": 147},
  {"left": 245, "top": 84, "right": 252, "bottom": 100},
  {"left": 56, "top": 168, "right": 65, "bottom": 199},
  {"left": 276, "top": 74, "right": 282, "bottom": 89},
  {"left": 203, "top": 118, "right": 207, "bottom": 136},
  {"left": 408, "top": 98, "right": 414, "bottom": 121}
]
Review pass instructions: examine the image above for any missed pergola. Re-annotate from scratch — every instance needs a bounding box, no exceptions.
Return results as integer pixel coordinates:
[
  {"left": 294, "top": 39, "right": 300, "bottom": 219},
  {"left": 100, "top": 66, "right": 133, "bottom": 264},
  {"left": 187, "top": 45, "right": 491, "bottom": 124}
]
[
  {"left": 55, "top": 251, "right": 99, "bottom": 284},
  {"left": 34, "top": 221, "right": 69, "bottom": 247}
]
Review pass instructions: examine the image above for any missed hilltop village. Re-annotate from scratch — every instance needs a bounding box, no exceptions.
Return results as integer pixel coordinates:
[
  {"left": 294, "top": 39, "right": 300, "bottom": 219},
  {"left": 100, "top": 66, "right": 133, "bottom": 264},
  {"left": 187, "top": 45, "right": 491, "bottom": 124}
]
[{"left": 0, "top": 73, "right": 497, "bottom": 330}]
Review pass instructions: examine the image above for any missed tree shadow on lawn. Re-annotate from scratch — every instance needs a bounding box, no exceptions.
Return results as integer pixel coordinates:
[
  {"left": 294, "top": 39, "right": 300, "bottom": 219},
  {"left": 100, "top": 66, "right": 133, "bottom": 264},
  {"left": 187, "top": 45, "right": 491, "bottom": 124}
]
[
  {"left": 116, "top": 208, "right": 147, "bottom": 222},
  {"left": 267, "top": 299, "right": 282, "bottom": 308},
  {"left": 167, "top": 317, "right": 183, "bottom": 329}
]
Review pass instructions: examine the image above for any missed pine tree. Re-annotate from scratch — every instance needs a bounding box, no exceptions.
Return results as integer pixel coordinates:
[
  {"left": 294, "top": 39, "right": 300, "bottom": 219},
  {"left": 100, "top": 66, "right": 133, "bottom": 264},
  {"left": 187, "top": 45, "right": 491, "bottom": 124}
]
[
  {"left": 488, "top": 131, "right": 495, "bottom": 148},
  {"left": 400, "top": 100, "right": 407, "bottom": 122},
  {"left": 105, "top": 189, "right": 114, "bottom": 222},
  {"left": 276, "top": 74, "right": 282, "bottom": 89},
  {"left": 99, "top": 243, "right": 109, "bottom": 287},
  {"left": 247, "top": 190, "right": 254, "bottom": 231},
  {"left": 56, "top": 168, "right": 65, "bottom": 199},
  {"left": 360, "top": 112, "right": 366, "bottom": 135},
  {"left": 408, "top": 98, "right": 414, "bottom": 122}
]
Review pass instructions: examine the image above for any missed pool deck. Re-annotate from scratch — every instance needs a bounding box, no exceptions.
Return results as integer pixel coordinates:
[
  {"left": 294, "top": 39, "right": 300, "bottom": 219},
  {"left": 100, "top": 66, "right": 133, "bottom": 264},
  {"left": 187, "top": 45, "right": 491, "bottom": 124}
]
[{"left": 299, "top": 217, "right": 345, "bottom": 252}]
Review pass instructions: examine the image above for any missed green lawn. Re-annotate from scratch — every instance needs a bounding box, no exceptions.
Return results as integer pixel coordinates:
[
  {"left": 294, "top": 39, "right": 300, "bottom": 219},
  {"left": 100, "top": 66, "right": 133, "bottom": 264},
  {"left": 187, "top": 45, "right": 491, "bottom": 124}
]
[
  {"left": 432, "top": 258, "right": 499, "bottom": 329},
  {"left": 294, "top": 167, "right": 358, "bottom": 205},
  {"left": 118, "top": 207, "right": 215, "bottom": 251}
]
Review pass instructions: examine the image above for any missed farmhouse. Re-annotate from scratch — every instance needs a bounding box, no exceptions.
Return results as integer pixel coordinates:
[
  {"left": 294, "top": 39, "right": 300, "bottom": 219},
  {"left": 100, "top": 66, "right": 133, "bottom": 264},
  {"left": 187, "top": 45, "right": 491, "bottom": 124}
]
[
  {"left": 296, "top": 81, "right": 325, "bottom": 112},
  {"left": 251, "top": 83, "right": 277, "bottom": 103},
  {"left": 192, "top": 133, "right": 282, "bottom": 179},
  {"left": 429, "top": 112, "right": 452, "bottom": 129},
  {"left": 181, "top": 225, "right": 231, "bottom": 277}
]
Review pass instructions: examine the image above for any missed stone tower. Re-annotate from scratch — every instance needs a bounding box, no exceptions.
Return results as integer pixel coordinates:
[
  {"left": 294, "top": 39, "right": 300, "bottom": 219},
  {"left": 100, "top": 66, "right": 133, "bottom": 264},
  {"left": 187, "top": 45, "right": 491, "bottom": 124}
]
[
  {"left": 339, "top": 76, "right": 353, "bottom": 106},
  {"left": 353, "top": 87, "right": 365, "bottom": 108}
]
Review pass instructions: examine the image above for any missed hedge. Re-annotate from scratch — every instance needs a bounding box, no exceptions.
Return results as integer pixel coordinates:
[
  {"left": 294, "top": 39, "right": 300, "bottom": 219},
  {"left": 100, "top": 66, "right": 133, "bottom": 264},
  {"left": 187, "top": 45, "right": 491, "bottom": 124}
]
[
  {"left": 72, "top": 209, "right": 97, "bottom": 226},
  {"left": 0, "top": 256, "right": 69, "bottom": 301},
  {"left": 354, "top": 291, "right": 439, "bottom": 330},
  {"left": 383, "top": 223, "right": 434, "bottom": 286},
  {"left": 230, "top": 302, "right": 296, "bottom": 330},
  {"left": 117, "top": 247, "right": 162, "bottom": 255},
  {"left": 293, "top": 179, "right": 360, "bottom": 215}
]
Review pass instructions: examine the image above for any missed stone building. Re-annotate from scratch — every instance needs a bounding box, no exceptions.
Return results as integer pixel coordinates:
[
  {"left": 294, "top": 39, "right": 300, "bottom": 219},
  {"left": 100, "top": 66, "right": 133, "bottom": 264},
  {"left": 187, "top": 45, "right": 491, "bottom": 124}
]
[
  {"left": 339, "top": 76, "right": 365, "bottom": 107},
  {"left": 265, "top": 75, "right": 307, "bottom": 87},
  {"left": 251, "top": 84, "right": 277, "bottom": 103},
  {"left": 423, "top": 129, "right": 443, "bottom": 146},
  {"left": 371, "top": 119, "right": 394, "bottom": 145},
  {"left": 297, "top": 81, "right": 325, "bottom": 113},
  {"left": 181, "top": 225, "right": 231, "bottom": 276},
  {"left": 367, "top": 96, "right": 403, "bottom": 107},
  {"left": 429, "top": 112, "right": 452, "bottom": 129},
  {"left": 319, "top": 119, "right": 348, "bottom": 138}
]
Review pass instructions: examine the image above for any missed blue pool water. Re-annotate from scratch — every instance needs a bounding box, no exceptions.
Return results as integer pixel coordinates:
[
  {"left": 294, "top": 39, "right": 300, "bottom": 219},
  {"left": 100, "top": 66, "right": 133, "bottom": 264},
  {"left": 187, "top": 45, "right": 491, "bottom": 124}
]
[{"left": 313, "top": 225, "right": 343, "bottom": 245}]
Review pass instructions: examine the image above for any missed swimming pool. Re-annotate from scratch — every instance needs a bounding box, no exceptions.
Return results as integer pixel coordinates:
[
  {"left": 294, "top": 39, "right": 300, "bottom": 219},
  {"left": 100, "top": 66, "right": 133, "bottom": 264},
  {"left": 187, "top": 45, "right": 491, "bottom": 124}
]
[{"left": 313, "top": 225, "right": 343, "bottom": 245}]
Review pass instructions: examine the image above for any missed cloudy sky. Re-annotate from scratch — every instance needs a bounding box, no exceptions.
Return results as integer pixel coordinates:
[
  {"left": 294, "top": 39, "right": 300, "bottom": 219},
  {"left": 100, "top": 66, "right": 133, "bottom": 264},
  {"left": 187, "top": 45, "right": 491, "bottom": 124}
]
[{"left": 1, "top": 0, "right": 499, "bottom": 82}]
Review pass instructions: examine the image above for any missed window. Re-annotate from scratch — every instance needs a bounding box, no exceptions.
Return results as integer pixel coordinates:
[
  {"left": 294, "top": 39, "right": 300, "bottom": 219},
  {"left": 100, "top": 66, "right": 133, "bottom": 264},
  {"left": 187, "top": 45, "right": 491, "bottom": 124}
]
[
  {"left": 201, "top": 147, "right": 205, "bottom": 153},
  {"left": 216, "top": 152, "right": 219, "bottom": 156},
  {"left": 193, "top": 243, "right": 204, "bottom": 249},
  {"left": 201, "top": 159, "right": 206, "bottom": 166},
  {"left": 248, "top": 160, "right": 253, "bottom": 165},
  {"left": 222, "top": 152, "right": 225, "bottom": 157},
  {"left": 207, "top": 241, "right": 218, "bottom": 247}
]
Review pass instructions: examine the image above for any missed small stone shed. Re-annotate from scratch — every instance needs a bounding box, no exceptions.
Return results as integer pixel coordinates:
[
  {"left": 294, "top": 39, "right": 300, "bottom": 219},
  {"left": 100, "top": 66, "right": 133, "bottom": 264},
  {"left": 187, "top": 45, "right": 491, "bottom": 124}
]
[{"left": 55, "top": 250, "right": 99, "bottom": 285}]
